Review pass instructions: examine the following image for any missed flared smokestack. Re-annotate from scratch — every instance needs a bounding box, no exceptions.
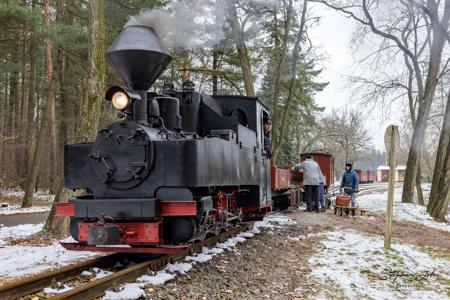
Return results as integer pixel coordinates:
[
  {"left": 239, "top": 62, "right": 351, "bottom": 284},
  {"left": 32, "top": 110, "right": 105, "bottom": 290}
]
[
  {"left": 106, "top": 25, "right": 172, "bottom": 91},
  {"left": 106, "top": 25, "right": 172, "bottom": 124}
]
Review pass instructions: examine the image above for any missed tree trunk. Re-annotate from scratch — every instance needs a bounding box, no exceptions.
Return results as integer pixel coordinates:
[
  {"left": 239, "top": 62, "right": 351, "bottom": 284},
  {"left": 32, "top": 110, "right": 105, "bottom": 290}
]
[
  {"left": 269, "top": 0, "right": 293, "bottom": 155},
  {"left": 43, "top": 0, "right": 106, "bottom": 235},
  {"left": 427, "top": 91, "right": 450, "bottom": 220},
  {"left": 416, "top": 165, "right": 424, "bottom": 205},
  {"left": 24, "top": 53, "right": 35, "bottom": 185},
  {"left": 402, "top": 7, "right": 450, "bottom": 203},
  {"left": 212, "top": 50, "right": 219, "bottom": 95},
  {"left": 24, "top": 5, "right": 36, "bottom": 186},
  {"left": 227, "top": 2, "right": 255, "bottom": 97},
  {"left": 22, "top": 0, "right": 55, "bottom": 208},
  {"left": 9, "top": 37, "right": 20, "bottom": 184},
  {"left": 272, "top": 0, "right": 307, "bottom": 162},
  {"left": 181, "top": 49, "right": 190, "bottom": 82},
  {"left": 49, "top": 74, "right": 58, "bottom": 193},
  {"left": 18, "top": 36, "right": 28, "bottom": 187}
]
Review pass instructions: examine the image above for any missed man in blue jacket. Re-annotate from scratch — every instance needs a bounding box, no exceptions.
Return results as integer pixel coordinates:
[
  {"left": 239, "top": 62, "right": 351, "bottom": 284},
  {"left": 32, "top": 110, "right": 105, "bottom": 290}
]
[{"left": 340, "top": 162, "right": 359, "bottom": 210}]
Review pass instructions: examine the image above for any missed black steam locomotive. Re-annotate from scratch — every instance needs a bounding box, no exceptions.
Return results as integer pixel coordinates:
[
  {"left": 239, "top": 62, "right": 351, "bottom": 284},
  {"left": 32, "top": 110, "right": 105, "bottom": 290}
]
[{"left": 56, "top": 25, "right": 273, "bottom": 253}]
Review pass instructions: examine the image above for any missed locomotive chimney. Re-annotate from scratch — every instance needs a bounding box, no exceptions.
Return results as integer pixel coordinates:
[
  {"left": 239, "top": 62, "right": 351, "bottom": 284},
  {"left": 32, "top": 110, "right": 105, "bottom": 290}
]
[{"left": 106, "top": 25, "right": 172, "bottom": 124}]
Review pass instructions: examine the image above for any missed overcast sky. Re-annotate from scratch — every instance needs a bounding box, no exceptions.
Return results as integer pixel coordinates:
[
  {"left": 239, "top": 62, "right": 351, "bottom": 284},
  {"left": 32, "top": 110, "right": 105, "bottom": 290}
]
[{"left": 309, "top": 5, "right": 403, "bottom": 151}]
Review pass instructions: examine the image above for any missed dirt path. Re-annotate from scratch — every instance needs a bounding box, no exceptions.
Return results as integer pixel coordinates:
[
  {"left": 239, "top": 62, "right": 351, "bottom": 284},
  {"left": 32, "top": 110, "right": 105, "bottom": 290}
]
[
  {"left": 135, "top": 220, "right": 339, "bottom": 300},
  {"left": 0, "top": 212, "right": 49, "bottom": 226},
  {"left": 136, "top": 209, "right": 450, "bottom": 299}
]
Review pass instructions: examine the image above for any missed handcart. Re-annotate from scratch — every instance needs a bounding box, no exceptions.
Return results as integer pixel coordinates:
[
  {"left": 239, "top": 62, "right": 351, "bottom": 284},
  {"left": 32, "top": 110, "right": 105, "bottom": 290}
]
[{"left": 332, "top": 194, "right": 366, "bottom": 216}]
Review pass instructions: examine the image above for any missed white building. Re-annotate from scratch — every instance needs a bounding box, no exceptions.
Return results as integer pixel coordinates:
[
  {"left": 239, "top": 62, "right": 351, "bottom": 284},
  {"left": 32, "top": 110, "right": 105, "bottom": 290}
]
[{"left": 376, "top": 165, "right": 407, "bottom": 182}]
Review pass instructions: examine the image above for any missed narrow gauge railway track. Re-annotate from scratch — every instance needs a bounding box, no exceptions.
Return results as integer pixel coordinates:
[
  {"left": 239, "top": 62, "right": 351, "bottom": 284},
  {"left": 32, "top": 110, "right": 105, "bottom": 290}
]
[
  {"left": 327, "top": 182, "right": 401, "bottom": 197},
  {"left": 0, "top": 223, "right": 253, "bottom": 300}
]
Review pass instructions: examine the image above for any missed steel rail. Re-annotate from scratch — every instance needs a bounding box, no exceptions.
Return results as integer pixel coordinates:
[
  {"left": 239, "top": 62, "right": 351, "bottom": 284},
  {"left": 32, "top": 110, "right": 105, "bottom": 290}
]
[
  {"left": 0, "top": 253, "right": 124, "bottom": 300},
  {"left": 1, "top": 222, "right": 253, "bottom": 300},
  {"left": 52, "top": 222, "right": 253, "bottom": 300}
]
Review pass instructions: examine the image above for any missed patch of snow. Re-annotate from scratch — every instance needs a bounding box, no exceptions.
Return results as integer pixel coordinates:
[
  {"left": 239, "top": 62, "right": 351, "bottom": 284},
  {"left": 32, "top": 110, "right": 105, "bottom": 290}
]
[
  {"left": 0, "top": 242, "right": 99, "bottom": 277},
  {"left": 0, "top": 205, "right": 50, "bottom": 215},
  {"left": 358, "top": 188, "right": 450, "bottom": 232},
  {"left": 103, "top": 283, "right": 146, "bottom": 300},
  {"left": 0, "top": 189, "right": 54, "bottom": 202},
  {"left": 43, "top": 284, "right": 73, "bottom": 294},
  {"left": 237, "top": 231, "right": 255, "bottom": 238},
  {"left": 138, "top": 270, "right": 176, "bottom": 285},
  {"left": 308, "top": 229, "right": 450, "bottom": 300},
  {"left": 0, "top": 223, "right": 43, "bottom": 246},
  {"left": 92, "top": 267, "right": 113, "bottom": 279},
  {"left": 251, "top": 213, "right": 296, "bottom": 234},
  {"left": 165, "top": 262, "right": 192, "bottom": 274},
  {"left": 104, "top": 213, "right": 295, "bottom": 300},
  {"left": 216, "top": 236, "right": 246, "bottom": 250},
  {"left": 185, "top": 252, "right": 214, "bottom": 263},
  {"left": 203, "top": 246, "right": 224, "bottom": 255},
  {"left": 60, "top": 236, "right": 78, "bottom": 243},
  {"left": 81, "top": 270, "right": 92, "bottom": 276}
]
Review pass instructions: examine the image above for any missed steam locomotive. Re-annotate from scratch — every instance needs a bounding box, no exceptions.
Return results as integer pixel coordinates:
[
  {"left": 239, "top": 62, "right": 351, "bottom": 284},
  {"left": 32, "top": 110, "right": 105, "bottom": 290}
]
[{"left": 56, "top": 25, "right": 276, "bottom": 253}]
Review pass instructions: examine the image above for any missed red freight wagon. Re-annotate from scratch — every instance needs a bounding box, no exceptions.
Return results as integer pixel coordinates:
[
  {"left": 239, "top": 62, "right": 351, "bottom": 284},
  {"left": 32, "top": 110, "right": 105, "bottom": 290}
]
[
  {"left": 271, "top": 162, "right": 291, "bottom": 191},
  {"left": 354, "top": 169, "right": 368, "bottom": 183},
  {"left": 367, "top": 170, "right": 376, "bottom": 183},
  {"left": 270, "top": 161, "right": 301, "bottom": 209},
  {"left": 299, "top": 152, "right": 334, "bottom": 188}
]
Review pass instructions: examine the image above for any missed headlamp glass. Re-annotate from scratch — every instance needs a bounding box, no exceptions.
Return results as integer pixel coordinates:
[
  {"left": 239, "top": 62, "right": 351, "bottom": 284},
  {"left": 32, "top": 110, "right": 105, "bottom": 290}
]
[{"left": 111, "top": 91, "right": 130, "bottom": 110}]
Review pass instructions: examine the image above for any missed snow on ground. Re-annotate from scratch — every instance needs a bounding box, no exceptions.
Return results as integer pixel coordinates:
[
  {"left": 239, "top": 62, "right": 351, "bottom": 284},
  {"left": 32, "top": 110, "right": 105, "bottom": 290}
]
[
  {"left": 309, "top": 229, "right": 450, "bottom": 300},
  {"left": 0, "top": 240, "right": 99, "bottom": 277},
  {"left": 358, "top": 187, "right": 450, "bottom": 232},
  {"left": 43, "top": 283, "right": 73, "bottom": 294},
  {"left": 0, "top": 223, "right": 43, "bottom": 246},
  {"left": 0, "top": 204, "right": 50, "bottom": 215},
  {"left": 0, "top": 189, "right": 54, "bottom": 202},
  {"left": 103, "top": 214, "right": 295, "bottom": 300}
]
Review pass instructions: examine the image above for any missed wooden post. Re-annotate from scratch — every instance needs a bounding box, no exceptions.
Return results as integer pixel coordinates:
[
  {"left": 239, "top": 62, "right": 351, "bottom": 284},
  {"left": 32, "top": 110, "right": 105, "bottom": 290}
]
[{"left": 384, "top": 125, "right": 399, "bottom": 250}]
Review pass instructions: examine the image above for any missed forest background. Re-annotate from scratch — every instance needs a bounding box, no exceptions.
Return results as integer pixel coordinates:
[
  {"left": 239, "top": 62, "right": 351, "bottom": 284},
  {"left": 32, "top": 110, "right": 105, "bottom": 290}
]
[{"left": 0, "top": 0, "right": 448, "bottom": 223}]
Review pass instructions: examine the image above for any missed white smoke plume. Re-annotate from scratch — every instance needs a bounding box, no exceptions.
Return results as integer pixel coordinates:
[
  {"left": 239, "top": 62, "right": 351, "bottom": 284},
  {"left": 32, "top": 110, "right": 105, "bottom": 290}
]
[
  {"left": 125, "top": 0, "right": 279, "bottom": 49},
  {"left": 125, "top": 0, "right": 228, "bottom": 49}
]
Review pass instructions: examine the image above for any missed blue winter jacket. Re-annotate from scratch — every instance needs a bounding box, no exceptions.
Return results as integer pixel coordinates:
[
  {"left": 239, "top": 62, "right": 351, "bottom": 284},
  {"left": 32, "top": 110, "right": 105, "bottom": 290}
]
[{"left": 340, "top": 170, "right": 359, "bottom": 191}]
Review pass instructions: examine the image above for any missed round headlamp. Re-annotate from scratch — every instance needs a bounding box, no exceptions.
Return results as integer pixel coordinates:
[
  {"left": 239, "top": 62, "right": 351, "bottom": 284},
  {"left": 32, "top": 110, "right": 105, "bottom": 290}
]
[{"left": 111, "top": 91, "right": 130, "bottom": 110}]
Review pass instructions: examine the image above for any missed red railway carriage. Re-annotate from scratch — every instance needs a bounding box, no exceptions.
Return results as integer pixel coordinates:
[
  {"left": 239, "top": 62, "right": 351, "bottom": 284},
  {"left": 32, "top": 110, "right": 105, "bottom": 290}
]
[
  {"left": 300, "top": 152, "right": 334, "bottom": 188},
  {"left": 354, "top": 169, "right": 376, "bottom": 183},
  {"left": 367, "top": 171, "right": 376, "bottom": 183},
  {"left": 354, "top": 169, "right": 368, "bottom": 183}
]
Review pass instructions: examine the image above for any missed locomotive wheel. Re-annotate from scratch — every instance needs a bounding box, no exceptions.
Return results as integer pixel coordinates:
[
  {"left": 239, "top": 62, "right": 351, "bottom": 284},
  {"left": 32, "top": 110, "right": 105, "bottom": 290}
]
[{"left": 163, "top": 217, "right": 197, "bottom": 244}]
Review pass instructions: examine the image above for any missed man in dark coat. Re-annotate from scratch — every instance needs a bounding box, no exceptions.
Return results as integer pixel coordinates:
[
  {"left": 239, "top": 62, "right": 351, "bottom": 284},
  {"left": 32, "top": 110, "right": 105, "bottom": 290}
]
[
  {"left": 340, "top": 162, "right": 359, "bottom": 213},
  {"left": 263, "top": 118, "right": 272, "bottom": 158}
]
